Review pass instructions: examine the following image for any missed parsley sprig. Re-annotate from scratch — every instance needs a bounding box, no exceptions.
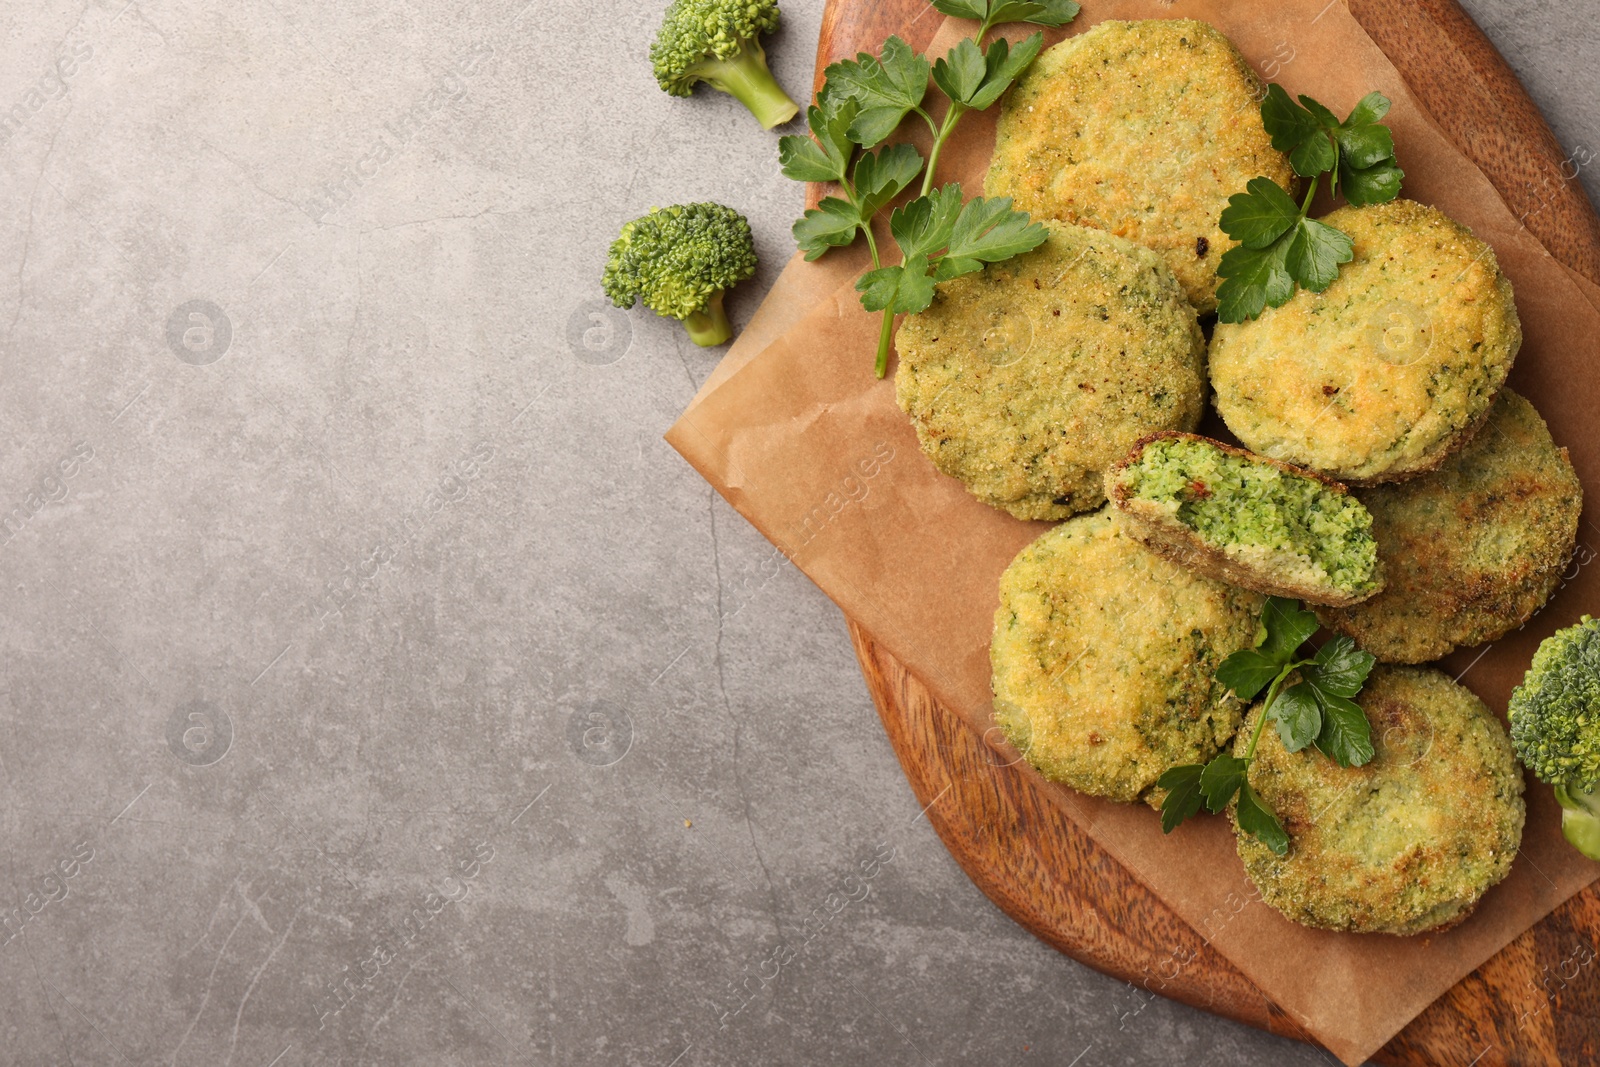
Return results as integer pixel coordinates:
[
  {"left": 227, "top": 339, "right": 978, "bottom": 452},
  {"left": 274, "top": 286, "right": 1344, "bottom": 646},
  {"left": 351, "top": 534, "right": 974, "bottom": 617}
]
[
  {"left": 780, "top": 0, "right": 1077, "bottom": 376},
  {"left": 1216, "top": 86, "right": 1404, "bottom": 324},
  {"left": 857, "top": 185, "right": 1048, "bottom": 374},
  {"left": 1158, "top": 597, "right": 1377, "bottom": 855}
]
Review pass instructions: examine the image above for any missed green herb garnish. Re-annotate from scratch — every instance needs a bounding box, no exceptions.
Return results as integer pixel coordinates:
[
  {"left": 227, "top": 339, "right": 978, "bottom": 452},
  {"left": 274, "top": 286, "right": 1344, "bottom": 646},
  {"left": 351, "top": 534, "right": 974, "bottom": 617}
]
[
  {"left": 1216, "top": 87, "right": 1404, "bottom": 324},
  {"left": 1158, "top": 597, "right": 1377, "bottom": 855},
  {"left": 856, "top": 185, "right": 1048, "bottom": 375},
  {"left": 782, "top": 96, "right": 925, "bottom": 263},
  {"left": 780, "top": 0, "right": 1077, "bottom": 376}
]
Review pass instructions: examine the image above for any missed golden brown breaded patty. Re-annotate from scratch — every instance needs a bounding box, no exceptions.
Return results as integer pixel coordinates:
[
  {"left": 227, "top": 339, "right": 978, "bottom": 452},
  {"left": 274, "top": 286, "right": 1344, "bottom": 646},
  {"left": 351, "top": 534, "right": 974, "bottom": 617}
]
[
  {"left": 897, "top": 222, "right": 1205, "bottom": 520},
  {"left": 985, "top": 19, "right": 1295, "bottom": 312},
  {"left": 1210, "top": 199, "right": 1522, "bottom": 483},
  {"left": 991, "top": 511, "right": 1263, "bottom": 805},
  {"left": 1236, "top": 666, "right": 1524, "bottom": 935},
  {"left": 1316, "top": 390, "right": 1582, "bottom": 663}
]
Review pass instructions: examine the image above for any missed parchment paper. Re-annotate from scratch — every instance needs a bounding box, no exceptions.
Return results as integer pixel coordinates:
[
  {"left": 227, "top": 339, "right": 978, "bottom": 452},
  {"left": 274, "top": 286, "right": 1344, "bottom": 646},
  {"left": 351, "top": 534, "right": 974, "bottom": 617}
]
[{"left": 666, "top": 2, "right": 1600, "bottom": 1061}]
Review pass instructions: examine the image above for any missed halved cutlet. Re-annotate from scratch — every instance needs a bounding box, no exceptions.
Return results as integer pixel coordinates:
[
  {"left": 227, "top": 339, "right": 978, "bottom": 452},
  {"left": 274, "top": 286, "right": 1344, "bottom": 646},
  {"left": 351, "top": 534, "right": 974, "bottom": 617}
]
[{"left": 1106, "top": 432, "right": 1383, "bottom": 607}]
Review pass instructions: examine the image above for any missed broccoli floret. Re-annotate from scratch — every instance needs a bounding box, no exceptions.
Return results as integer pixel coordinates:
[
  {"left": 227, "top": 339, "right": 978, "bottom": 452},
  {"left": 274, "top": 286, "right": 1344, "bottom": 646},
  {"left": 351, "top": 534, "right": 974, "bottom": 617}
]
[
  {"left": 602, "top": 203, "right": 758, "bottom": 347},
  {"left": 650, "top": 0, "right": 799, "bottom": 129},
  {"left": 1508, "top": 615, "right": 1600, "bottom": 858}
]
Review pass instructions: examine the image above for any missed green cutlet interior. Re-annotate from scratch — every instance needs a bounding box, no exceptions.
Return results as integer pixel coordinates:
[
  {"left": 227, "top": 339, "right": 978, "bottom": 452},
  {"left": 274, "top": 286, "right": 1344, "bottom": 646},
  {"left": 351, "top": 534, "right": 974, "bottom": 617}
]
[{"left": 1122, "top": 438, "right": 1381, "bottom": 595}]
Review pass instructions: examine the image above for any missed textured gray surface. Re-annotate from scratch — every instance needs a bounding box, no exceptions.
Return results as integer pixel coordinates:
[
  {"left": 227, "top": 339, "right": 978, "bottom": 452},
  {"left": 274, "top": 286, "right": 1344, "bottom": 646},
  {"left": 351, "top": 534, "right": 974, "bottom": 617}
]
[{"left": 0, "top": 1, "right": 1594, "bottom": 1065}]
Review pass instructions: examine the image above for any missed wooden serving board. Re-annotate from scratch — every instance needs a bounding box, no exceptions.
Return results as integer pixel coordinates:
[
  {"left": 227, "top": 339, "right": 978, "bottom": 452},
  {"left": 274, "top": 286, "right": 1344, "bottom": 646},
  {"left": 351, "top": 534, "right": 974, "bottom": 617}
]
[{"left": 813, "top": 2, "right": 1600, "bottom": 1063}]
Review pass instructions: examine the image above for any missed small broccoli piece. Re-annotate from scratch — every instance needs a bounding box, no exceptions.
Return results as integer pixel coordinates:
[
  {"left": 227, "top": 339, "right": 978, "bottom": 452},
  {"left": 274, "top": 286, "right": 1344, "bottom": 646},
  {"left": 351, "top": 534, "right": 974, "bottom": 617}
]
[
  {"left": 650, "top": 0, "right": 799, "bottom": 129},
  {"left": 1508, "top": 615, "right": 1600, "bottom": 858},
  {"left": 602, "top": 203, "right": 758, "bottom": 347}
]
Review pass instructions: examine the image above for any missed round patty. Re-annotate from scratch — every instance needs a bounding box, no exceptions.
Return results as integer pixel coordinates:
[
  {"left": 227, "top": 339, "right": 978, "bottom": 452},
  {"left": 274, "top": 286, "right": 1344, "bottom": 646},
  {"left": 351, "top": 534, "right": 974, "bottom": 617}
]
[
  {"left": 991, "top": 510, "right": 1263, "bottom": 804},
  {"left": 1236, "top": 666, "right": 1524, "bottom": 934},
  {"left": 897, "top": 222, "right": 1205, "bottom": 520},
  {"left": 1210, "top": 199, "right": 1522, "bottom": 483},
  {"left": 985, "top": 18, "right": 1295, "bottom": 313},
  {"left": 1316, "top": 390, "right": 1582, "bottom": 663}
]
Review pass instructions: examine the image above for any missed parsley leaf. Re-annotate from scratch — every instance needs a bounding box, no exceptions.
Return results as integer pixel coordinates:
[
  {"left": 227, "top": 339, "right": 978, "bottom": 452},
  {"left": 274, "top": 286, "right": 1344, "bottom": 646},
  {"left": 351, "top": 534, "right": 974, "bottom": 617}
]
[
  {"left": 1199, "top": 755, "right": 1249, "bottom": 814},
  {"left": 1305, "top": 635, "right": 1377, "bottom": 698},
  {"left": 891, "top": 182, "right": 967, "bottom": 257},
  {"left": 929, "top": 0, "right": 991, "bottom": 18},
  {"left": 933, "top": 34, "right": 1044, "bottom": 113},
  {"left": 858, "top": 253, "right": 937, "bottom": 315},
  {"left": 823, "top": 37, "right": 932, "bottom": 148},
  {"left": 784, "top": 101, "right": 925, "bottom": 262},
  {"left": 1342, "top": 160, "right": 1404, "bottom": 206},
  {"left": 1262, "top": 85, "right": 1337, "bottom": 177},
  {"left": 1270, "top": 681, "right": 1322, "bottom": 752},
  {"left": 1215, "top": 242, "right": 1294, "bottom": 324},
  {"left": 1284, "top": 217, "right": 1354, "bottom": 291},
  {"left": 1216, "top": 186, "right": 1353, "bottom": 322},
  {"left": 1344, "top": 90, "right": 1391, "bottom": 128},
  {"left": 1218, "top": 86, "right": 1402, "bottom": 323},
  {"left": 858, "top": 186, "right": 1047, "bottom": 375},
  {"left": 929, "top": 37, "right": 988, "bottom": 106},
  {"left": 777, "top": 133, "right": 846, "bottom": 185},
  {"left": 1336, "top": 120, "right": 1394, "bottom": 171},
  {"left": 1216, "top": 595, "right": 1315, "bottom": 699},
  {"left": 986, "top": 0, "right": 1081, "bottom": 26},
  {"left": 939, "top": 192, "right": 1049, "bottom": 274},
  {"left": 1299, "top": 635, "right": 1377, "bottom": 767},
  {"left": 1258, "top": 596, "right": 1320, "bottom": 663},
  {"left": 779, "top": 94, "right": 857, "bottom": 185},
  {"left": 1218, "top": 176, "right": 1300, "bottom": 249},
  {"left": 1216, "top": 649, "right": 1281, "bottom": 702},
  {"left": 858, "top": 187, "right": 1047, "bottom": 314},
  {"left": 1237, "top": 784, "right": 1290, "bottom": 856},
  {"left": 1156, "top": 764, "right": 1204, "bottom": 832},
  {"left": 854, "top": 142, "right": 926, "bottom": 217},
  {"left": 1315, "top": 693, "right": 1376, "bottom": 768},
  {"left": 931, "top": 0, "right": 1081, "bottom": 29},
  {"left": 792, "top": 197, "right": 864, "bottom": 261},
  {"left": 1334, "top": 92, "right": 1405, "bottom": 203}
]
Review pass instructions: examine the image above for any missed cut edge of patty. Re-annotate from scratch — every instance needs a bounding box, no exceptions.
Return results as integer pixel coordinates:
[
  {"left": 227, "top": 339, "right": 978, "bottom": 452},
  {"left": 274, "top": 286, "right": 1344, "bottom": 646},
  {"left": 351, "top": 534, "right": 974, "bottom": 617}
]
[{"left": 1106, "top": 432, "right": 1384, "bottom": 607}]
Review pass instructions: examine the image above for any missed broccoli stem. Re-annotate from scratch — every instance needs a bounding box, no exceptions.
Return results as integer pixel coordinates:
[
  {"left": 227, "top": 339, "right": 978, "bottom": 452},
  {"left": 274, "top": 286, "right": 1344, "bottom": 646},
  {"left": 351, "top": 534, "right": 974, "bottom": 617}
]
[
  {"left": 683, "top": 291, "right": 733, "bottom": 346},
  {"left": 1556, "top": 784, "right": 1600, "bottom": 860},
  {"left": 701, "top": 45, "right": 799, "bottom": 129}
]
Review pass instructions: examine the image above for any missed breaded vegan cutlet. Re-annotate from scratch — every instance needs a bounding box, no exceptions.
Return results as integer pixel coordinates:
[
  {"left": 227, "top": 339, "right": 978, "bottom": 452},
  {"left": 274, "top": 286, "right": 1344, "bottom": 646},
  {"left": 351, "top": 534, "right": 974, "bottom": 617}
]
[
  {"left": 986, "top": 19, "right": 1296, "bottom": 312},
  {"left": 991, "top": 511, "right": 1263, "bottom": 806},
  {"left": 1106, "top": 433, "right": 1382, "bottom": 606},
  {"left": 1317, "top": 389, "right": 1582, "bottom": 663},
  {"left": 1211, "top": 199, "right": 1522, "bottom": 483},
  {"left": 1236, "top": 666, "right": 1524, "bottom": 935},
  {"left": 897, "top": 221, "right": 1205, "bottom": 520}
]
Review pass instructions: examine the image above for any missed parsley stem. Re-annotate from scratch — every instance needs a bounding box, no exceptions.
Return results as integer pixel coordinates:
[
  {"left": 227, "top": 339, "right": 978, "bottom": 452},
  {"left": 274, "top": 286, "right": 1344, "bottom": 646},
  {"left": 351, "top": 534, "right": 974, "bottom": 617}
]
[
  {"left": 1241, "top": 660, "right": 1312, "bottom": 763},
  {"left": 862, "top": 217, "right": 891, "bottom": 378},
  {"left": 861, "top": 219, "right": 882, "bottom": 271},
  {"left": 917, "top": 13, "right": 994, "bottom": 201},
  {"left": 1299, "top": 172, "right": 1319, "bottom": 218},
  {"left": 874, "top": 308, "right": 895, "bottom": 378},
  {"left": 919, "top": 104, "right": 967, "bottom": 198}
]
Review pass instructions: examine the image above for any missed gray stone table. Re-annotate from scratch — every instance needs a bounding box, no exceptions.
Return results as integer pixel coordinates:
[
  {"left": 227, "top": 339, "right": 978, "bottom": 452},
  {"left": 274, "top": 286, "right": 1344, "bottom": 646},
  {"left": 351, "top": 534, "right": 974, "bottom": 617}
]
[{"left": 0, "top": 1, "right": 1593, "bottom": 1064}]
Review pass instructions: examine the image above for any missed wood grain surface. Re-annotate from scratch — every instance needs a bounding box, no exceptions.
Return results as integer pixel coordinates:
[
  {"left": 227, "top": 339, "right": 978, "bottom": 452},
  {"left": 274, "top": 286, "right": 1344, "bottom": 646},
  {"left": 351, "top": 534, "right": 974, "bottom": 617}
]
[{"left": 812, "top": 2, "right": 1600, "bottom": 1063}]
